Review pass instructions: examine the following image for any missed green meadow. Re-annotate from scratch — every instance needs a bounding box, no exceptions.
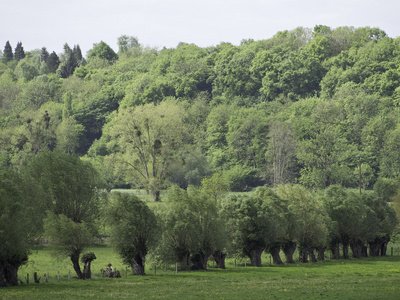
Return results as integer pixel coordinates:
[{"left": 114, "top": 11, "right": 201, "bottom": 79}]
[{"left": 2, "top": 244, "right": 400, "bottom": 300}]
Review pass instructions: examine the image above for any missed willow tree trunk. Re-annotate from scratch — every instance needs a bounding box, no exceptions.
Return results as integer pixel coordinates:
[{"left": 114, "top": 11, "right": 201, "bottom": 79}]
[
  {"left": 132, "top": 254, "right": 146, "bottom": 275},
  {"left": 83, "top": 261, "right": 93, "bottom": 279},
  {"left": 213, "top": 250, "right": 227, "bottom": 269},
  {"left": 309, "top": 248, "right": 317, "bottom": 263},
  {"left": 70, "top": 252, "right": 84, "bottom": 279},
  {"left": 269, "top": 244, "right": 283, "bottom": 265},
  {"left": 282, "top": 241, "right": 296, "bottom": 263},
  {"left": 342, "top": 241, "right": 350, "bottom": 259},
  {"left": 191, "top": 250, "right": 212, "bottom": 270},
  {"left": 180, "top": 252, "right": 190, "bottom": 271},
  {"left": 350, "top": 239, "right": 365, "bottom": 259},
  {"left": 369, "top": 241, "right": 381, "bottom": 257},
  {"left": 317, "top": 247, "right": 326, "bottom": 261},
  {"left": 330, "top": 242, "right": 340, "bottom": 259},
  {"left": 299, "top": 246, "right": 309, "bottom": 263},
  {"left": 0, "top": 264, "right": 6, "bottom": 287},
  {"left": 380, "top": 236, "right": 390, "bottom": 256},
  {"left": 249, "top": 248, "right": 264, "bottom": 267}
]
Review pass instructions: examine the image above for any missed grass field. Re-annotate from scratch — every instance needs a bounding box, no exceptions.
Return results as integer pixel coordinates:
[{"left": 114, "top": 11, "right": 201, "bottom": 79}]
[{"left": 2, "top": 244, "right": 400, "bottom": 299}]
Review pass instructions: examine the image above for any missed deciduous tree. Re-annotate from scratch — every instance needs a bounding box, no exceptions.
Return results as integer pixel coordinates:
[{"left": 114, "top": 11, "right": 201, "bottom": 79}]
[{"left": 109, "top": 102, "right": 187, "bottom": 201}]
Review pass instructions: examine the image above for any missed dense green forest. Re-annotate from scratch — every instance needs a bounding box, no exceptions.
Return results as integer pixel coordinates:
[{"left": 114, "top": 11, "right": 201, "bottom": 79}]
[
  {"left": 2, "top": 25, "right": 400, "bottom": 287},
  {"left": 2, "top": 26, "right": 400, "bottom": 196}
]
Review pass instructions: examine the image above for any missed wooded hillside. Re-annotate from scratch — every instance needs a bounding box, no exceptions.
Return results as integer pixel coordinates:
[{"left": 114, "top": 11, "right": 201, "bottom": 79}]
[{"left": 1, "top": 26, "right": 400, "bottom": 194}]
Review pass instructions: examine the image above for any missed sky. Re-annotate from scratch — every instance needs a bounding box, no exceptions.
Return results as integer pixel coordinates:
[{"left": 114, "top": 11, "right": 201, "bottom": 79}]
[{"left": 1, "top": 0, "right": 400, "bottom": 56}]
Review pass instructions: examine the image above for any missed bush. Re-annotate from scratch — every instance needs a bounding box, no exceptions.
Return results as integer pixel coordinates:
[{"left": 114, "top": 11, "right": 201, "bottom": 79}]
[{"left": 223, "top": 165, "right": 260, "bottom": 192}]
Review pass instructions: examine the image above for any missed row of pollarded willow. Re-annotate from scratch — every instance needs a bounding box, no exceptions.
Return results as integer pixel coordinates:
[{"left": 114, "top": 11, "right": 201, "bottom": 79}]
[{"left": 1, "top": 149, "right": 398, "bottom": 287}]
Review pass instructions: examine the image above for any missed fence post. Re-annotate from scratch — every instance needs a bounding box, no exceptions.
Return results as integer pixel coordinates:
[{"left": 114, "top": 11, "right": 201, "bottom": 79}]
[
  {"left": 26, "top": 273, "right": 29, "bottom": 284},
  {"left": 244, "top": 258, "right": 246, "bottom": 267},
  {"left": 57, "top": 271, "right": 60, "bottom": 282},
  {"left": 45, "top": 273, "right": 48, "bottom": 283},
  {"left": 175, "top": 263, "right": 178, "bottom": 274},
  {"left": 270, "top": 256, "right": 272, "bottom": 266},
  {"left": 154, "top": 262, "right": 157, "bottom": 276},
  {"left": 126, "top": 266, "right": 128, "bottom": 278},
  {"left": 234, "top": 259, "right": 236, "bottom": 268},
  {"left": 165, "top": 263, "right": 167, "bottom": 272},
  {"left": 391, "top": 247, "right": 394, "bottom": 256}
]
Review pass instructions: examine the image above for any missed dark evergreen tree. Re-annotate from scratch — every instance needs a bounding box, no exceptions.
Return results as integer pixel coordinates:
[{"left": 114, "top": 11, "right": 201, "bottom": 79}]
[
  {"left": 57, "top": 44, "right": 84, "bottom": 78},
  {"left": 14, "top": 42, "right": 25, "bottom": 61},
  {"left": 40, "top": 47, "right": 49, "bottom": 63},
  {"left": 73, "top": 45, "right": 83, "bottom": 62},
  {"left": 47, "top": 51, "right": 60, "bottom": 73},
  {"left": 2, "top": 41, "right": 13, "bottom": 63}
]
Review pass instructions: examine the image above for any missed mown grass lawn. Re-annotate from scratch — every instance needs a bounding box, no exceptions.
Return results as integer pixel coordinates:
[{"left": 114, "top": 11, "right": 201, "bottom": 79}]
[{"left": 2, "top": 244, "right": 400, "bottom": 299}]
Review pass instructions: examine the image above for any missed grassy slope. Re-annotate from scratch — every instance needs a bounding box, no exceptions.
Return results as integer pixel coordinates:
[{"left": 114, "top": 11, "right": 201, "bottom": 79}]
[{"left": 2, "top": 244, "right": 400, "bottom": 299}]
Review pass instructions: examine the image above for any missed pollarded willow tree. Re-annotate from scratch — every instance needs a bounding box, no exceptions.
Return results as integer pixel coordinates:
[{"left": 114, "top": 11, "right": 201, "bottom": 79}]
[
  {"left": 0, "top": 168, "right": 41, "bottom": 287},
  {"left": 220, "top": 193, "right": 272, "bottom": 267},
  {"left": 109, "top": 102, "right": 187, "bottom": 201},
  {"left": 156, "top": 185, "right": 226, "bottom": 271},
  {"left": 25, "top": 151, "right": 100, "bottom": 279},
  {"left": 107, "top": 193, "right": 159, "bottom": 275}
]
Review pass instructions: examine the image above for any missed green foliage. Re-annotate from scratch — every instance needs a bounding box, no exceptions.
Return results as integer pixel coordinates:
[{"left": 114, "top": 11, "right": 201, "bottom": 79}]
[
  {"left": 108, "top": 102, "right": 187, "bottom": 201},
  {"left": 220, "top": 193, "right": 272, "bottom": 266},
  {"left": 0, "top": 168, "right": 40, "bottom": 286},
  {"left": 44, "top": 212, "right": 94, "bottom": 259},
  {"left": 373, "top": 177, "right": 399, "bottom": 201},
  {"left": 88, "top": 41, "right": 118, "bottom": 67},
  {"left": 277, "top": 184, "right": 329, "bottom": 257},
  {"left": 23, "top": 151, "right": 100, "bottom": 224},
  {"left": 200, "top": 173, "right": 229, "bottom": 202},
  {"left": 157, "top": 186, "right": 225, "bottom": 270},
  {"left": 223, "top": 165, "right": 259, "bottom": 192},
  {"left": 107, "top": 193, "right": 158, "bottom": 274}
]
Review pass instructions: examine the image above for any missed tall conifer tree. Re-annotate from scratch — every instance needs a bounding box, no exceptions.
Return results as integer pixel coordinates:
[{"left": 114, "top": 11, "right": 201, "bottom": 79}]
[
  {"left": 47, "top": 51, "right": 60, "bottom": 73},
  {"left": 40, "top": 47, "right": 49, "bottom": 63},
  {"left": 2, "top": 41, "right": 13, "bottom": 63},
  {"left": 14, "top": 42, "right": 25, "bottom": 61}
]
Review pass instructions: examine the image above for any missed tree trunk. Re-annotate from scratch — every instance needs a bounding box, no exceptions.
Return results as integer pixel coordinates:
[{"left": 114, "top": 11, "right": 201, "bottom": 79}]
[
  {"left": 180, "top": 252, "right": 190, "bottom": 271},
  {"left": 0, "top": 264, "right": 7, "bottom": 287},
  {"left": 4, "top": 263, "right": 20, "bottom": 286},
  {"left": 212, "top": 250, "right": 227, "bottom": 269},
  {"left": 70, "top": 252, "right": 84, "bottom": 279},
  {"left": 191, "top": 250, "right": 212, "bottom": 270},
  {"left": 369, "top": 240, "right": 381, "bottom": 257},
  {"left": 309, "top": 248, "right": 317, "bottom": 263},
  {"left": 380, "top": 235, "right": 390, "bottom": 256},
  {"left": 282, "top": 241, "right": 296, "bottom": 263},
  {"left": 83, "top": 261, "right": 92, "bottom": 279},
  {"left": 317, "top": 247, "right": 326, "bottom": 261},
  {"left": 342, "top": 240, "right": 350, "bottom": 259},
  {"left": 299, "top": 246, "right": 309, "bottom": 263},
  {"left": 330, "top": 241, "right": 340, "bottom": 259},
  {"left": 269, "top": 244, "right": 283, "bottom": 265},
  {"left": 249, "top": 248, "right": 264, "bottom": 267},
  {"left": 153, "top": 190, "right": 160, "bottom": 202},
  {"left": 132, "top": 254, "right": 146, "bottom": 275},
  {"left": 350, "top": 239, "right": 365, "bottom": 259}
]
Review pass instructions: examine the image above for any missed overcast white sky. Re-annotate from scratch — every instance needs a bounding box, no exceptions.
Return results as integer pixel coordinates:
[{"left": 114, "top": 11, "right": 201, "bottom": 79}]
[{"left": 1, "top": 0, "right": 400, "bottom": 56}]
